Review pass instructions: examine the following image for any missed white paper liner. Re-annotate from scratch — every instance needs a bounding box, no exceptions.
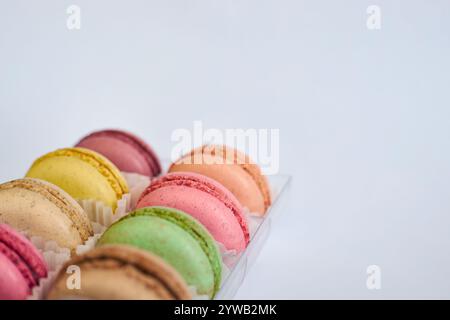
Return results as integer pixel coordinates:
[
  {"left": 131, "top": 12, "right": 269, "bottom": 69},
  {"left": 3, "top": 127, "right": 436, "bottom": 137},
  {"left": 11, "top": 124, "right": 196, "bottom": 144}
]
[
  {"left": 18, "top": 232, "right": 71, "bottom": 274},
  {"left": 75, "top": 222, "right": 107, "bottom": 255},
  {"left": 77, "top": 194, "right": 131, "bottom": 229},
  {"left": 121, "top": 172, "right": 152, "bottom": 208},
  {"left": 76, "top": 172, "right": 150, "bottom": 230},
  {"left": 26, "top": 222, "right": 108, "bottom": 300},
  {"left": 24, "top": 234, "right": 70, "bottom": 300}
]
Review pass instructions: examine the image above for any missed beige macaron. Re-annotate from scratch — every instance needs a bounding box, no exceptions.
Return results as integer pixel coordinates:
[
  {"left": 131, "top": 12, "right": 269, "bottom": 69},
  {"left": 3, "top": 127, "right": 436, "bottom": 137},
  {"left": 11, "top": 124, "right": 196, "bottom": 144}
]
[
  {"left": 46, "top": 245, "right": 193, "bottom": 300},
  {"left": 0, "top": 178, "right": 93, "bottom": 251}
]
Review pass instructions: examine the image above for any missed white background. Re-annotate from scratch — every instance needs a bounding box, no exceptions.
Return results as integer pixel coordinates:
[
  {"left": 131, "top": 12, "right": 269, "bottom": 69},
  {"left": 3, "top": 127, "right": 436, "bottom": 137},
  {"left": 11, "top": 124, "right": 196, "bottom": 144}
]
[{"left": 1, "top": 0, "right": 450, "bottom": 299}]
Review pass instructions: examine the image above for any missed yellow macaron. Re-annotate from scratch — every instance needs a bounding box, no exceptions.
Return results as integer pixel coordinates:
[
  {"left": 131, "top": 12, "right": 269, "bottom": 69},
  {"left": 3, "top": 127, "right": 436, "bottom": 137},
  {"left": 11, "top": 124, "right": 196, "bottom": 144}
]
[{"left": 26, "top": 147, "right": 129, "bottom": 210}]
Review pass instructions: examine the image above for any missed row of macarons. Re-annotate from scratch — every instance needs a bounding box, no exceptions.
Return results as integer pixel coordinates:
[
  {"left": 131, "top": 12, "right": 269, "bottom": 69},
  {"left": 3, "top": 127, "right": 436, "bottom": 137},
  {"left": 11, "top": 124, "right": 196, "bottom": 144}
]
[{"left": 0, "top": 129, "right": 272, "bottom": 300}]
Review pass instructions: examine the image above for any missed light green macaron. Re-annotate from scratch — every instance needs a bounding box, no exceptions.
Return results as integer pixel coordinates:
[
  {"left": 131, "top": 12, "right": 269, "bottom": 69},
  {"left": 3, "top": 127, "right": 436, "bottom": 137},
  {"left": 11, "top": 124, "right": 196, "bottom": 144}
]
[{"left": 97, "top": 206, "right": 222, "bottom": 298}]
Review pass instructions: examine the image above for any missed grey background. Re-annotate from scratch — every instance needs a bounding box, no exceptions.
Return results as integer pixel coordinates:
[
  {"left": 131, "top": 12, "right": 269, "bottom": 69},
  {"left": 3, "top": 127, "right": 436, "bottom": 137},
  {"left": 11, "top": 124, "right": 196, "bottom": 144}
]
[{"left": 1, "top": 0, "right": 450, "bottom": 299}]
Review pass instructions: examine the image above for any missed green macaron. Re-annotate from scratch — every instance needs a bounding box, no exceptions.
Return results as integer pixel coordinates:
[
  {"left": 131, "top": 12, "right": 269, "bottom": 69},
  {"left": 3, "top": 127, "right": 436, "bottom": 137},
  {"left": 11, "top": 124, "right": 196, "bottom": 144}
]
[{"left": 97, "top": 206, "right": 222, "bottom": 298}]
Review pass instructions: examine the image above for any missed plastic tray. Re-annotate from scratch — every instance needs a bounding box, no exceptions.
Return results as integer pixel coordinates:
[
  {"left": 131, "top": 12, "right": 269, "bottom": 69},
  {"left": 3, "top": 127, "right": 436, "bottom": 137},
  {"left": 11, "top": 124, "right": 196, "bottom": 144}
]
[{"left": 215, "top": 174, "right": 292, "bottom": 299}]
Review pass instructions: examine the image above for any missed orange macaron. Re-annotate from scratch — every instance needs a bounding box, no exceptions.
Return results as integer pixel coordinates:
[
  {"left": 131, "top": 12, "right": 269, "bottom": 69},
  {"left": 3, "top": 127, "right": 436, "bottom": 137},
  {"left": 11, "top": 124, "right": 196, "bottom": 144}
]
[{"left": 169, "top": 145, "right": 271, "bottom": 215}]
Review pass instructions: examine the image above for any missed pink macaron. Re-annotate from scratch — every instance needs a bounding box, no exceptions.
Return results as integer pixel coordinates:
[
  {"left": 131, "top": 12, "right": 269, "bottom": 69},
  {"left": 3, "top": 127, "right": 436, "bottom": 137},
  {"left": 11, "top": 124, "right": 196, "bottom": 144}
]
[
  {"left": 136, "top": 172, "right": 250, "bottom": 252},
  {"left": 75, "top": 129, "right": 161, "bottom": 177},
  {"left": 0, "top": 223, "right": 48, "bottom": 300}
]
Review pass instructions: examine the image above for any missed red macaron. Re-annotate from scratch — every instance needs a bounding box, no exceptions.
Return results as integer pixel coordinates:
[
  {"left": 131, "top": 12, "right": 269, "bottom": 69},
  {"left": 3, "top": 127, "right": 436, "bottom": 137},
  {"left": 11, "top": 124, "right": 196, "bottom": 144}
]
[
  {"left": 76, "top": 129, "right": 161, "bottom": 177},
  {"left": 0, "top": 223, "right": 48, "bottom": 300}
]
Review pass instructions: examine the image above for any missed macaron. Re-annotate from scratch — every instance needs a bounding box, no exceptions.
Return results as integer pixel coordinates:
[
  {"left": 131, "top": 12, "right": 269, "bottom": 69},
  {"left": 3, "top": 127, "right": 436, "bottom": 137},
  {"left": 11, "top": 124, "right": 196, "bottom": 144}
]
[
  {"left": 75, "top": 129, "right": 161, "bottom": 177},
  {"left": 169, "top": 145, "right": 271, "bottom": 215},
  {"left": 97, "top": 206, "right": 222, "bottom": 298},
  {"left": 0, "top": 178, "right": 93, "bottom": 250},
  {"left": 137, "top": 172, "right": 250, "bottom": 252},
  {"left": 0, "top": 223, "right": 48, "bottom": 300},
  {"left": 26, "top": 147, "right": 129, "bottom": 210},
  {"left": 46, "top": 245, "right": 192, "bottom": 300}
]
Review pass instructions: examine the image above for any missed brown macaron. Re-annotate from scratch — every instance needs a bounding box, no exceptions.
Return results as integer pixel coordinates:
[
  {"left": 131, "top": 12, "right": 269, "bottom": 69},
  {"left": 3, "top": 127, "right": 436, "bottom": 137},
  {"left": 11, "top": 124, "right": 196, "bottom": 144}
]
[
  {"left": 169, "top": 145, "right": 271, "bottom": 215},
  {"left": 46, "top": 245, "right": 192, "bottom": 300}
]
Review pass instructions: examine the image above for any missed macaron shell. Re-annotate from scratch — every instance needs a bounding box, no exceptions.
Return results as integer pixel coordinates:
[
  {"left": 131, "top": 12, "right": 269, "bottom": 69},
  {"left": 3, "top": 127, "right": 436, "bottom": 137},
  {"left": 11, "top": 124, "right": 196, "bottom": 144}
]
[
  {"left": 76, "top": 130, "right": 161, "bottom": 177},
  {"left": 0, "top": 223, "right": 47, "bottom": 283},
  {"left": 0, "top": 242, "right": 36, "bottom": 289},
  {"left": 0, "top": 179, "right": 93, "bottom": 250},
  {"left": 77, "top": 136, "right": 151, "bottom": 176},
  {"left": 26, "top": 148, "right": 129, "bottom": 209},
  {"left": 137, "top": 172, "right": 249, "bottom": 252},
  {"left": 0, "top": 252, "right": 30, "bottom": 300},
  {"left": 47, "top": 245, "right": 191, "bottom": 300}
]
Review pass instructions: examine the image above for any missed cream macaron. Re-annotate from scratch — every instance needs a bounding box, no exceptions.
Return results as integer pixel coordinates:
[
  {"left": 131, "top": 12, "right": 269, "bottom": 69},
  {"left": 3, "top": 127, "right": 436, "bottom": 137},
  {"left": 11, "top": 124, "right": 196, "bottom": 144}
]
[{"left": 0, "top": 178, "right": 93, "bottom": 250}]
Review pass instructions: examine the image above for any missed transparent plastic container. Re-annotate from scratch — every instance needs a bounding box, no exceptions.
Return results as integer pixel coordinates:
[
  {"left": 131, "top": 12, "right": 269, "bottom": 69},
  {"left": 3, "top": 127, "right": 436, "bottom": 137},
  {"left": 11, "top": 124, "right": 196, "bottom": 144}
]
[{"left": 215, "top": 174, "right": 292, "bottom": 299}]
